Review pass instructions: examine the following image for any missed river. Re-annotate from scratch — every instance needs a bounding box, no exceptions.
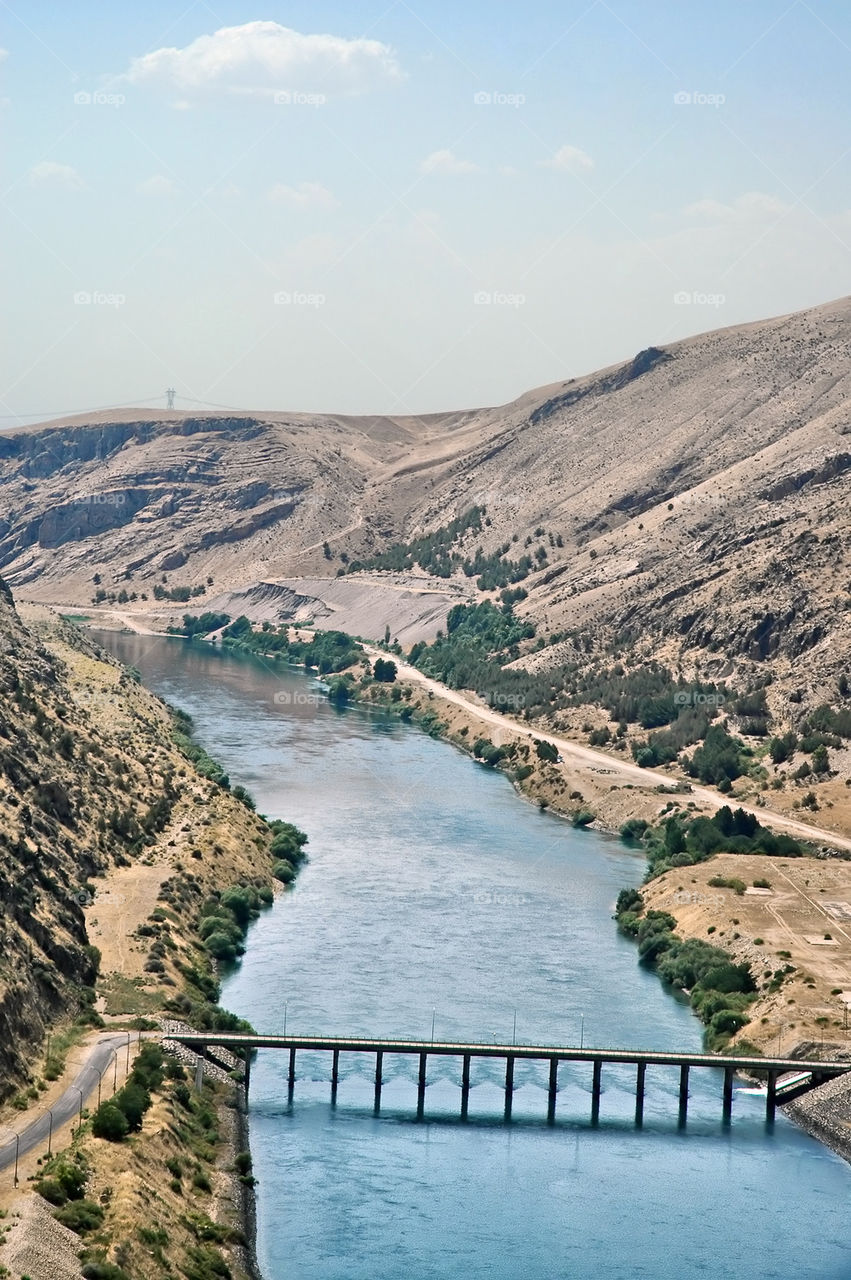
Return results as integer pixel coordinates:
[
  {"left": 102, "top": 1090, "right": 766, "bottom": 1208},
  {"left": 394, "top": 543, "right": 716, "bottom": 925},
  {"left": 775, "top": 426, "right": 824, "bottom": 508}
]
[{"left": 99, "top": 633, "right": 851, "bottom": 1280}]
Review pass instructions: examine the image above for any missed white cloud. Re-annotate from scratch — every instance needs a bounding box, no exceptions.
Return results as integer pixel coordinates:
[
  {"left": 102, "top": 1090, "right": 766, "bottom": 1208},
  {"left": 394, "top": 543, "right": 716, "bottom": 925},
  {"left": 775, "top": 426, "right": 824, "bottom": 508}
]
[
  {"left": 28, "top": 161, "right": 85, "bottom": 189},
  {"left": 137, "top": 174, "right": 176, "bottom": 197},
  {"left": 684, "top": 192, "right": 789, "bottom": 221},
  {"left": 123, "top": 20, "right": 402, "bottom": 98},
  {"left": 269, "top": 181, "right": 337, "bottom": 210},
  {"left": 0, "top": 48, "right": 9, "bottom": 62},
  {"left": 544, "top": 144, "right": 594, "bottom": 173},
  {"left": 420, "top": 149, "right": 480, "bottom": 176}
]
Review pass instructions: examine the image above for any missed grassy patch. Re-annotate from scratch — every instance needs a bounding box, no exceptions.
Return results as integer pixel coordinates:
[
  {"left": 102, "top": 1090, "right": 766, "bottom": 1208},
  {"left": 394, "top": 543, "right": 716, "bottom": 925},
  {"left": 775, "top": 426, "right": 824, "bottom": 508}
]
[{"left": 101, "top": 973, "right": 163, "bottom": 1017}]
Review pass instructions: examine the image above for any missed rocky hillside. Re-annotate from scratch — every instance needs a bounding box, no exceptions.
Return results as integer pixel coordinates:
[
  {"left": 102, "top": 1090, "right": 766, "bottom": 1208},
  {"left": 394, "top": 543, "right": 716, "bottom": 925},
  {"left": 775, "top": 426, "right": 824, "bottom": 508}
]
[
  {"left": 0, "top": 294, "right": 849, "bottom": 688},
  {"left": 0, "top": 582, "right": 275, "bottom": 1100}
]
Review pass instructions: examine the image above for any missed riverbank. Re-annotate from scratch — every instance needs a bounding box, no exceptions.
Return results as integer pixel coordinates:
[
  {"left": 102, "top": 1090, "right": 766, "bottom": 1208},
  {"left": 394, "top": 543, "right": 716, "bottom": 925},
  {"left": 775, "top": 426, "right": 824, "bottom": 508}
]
[{"left": 0, "top": 606, "right": 304, "bottom": 1280}]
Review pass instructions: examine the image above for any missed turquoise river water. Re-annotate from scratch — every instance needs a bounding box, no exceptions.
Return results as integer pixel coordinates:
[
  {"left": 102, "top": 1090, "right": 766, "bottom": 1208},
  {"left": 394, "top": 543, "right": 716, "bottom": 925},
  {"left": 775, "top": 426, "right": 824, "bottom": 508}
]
[{"left": 99, "top": 633, "right": 851, "bottom": 1280}]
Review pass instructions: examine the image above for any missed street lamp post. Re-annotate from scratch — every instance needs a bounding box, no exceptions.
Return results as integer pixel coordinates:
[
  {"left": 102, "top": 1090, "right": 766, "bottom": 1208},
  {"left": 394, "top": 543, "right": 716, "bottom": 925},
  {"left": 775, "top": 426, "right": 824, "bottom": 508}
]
[
  {"left": 47, "top": 1109, "right": 53, "bottom": 1157},
  {"left": 13, "top": 1133, "right": 19, "bottom": 1187},
  {"left": 125, "top": 1032, "right": 131, "bottom": 1073},
  {"left": 113, "top": 1051, "right": 118, "bottom": 1094},
  {"left": 97, "top": 1064, "right": 108, "bottom": 1108},
  {"left": 580, "top": 1014, "right": 585, "bottom": 1050},
  {"left": 73, "top": 1088, "right": 84, "bottom": 1132}
]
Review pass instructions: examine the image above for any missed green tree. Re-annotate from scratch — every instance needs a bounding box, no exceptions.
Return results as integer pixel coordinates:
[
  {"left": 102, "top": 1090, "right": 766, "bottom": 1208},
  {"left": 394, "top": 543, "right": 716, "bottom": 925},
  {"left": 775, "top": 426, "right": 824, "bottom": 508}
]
[{"left": 91, "top": 1102, "right": 129, "bottom": 1142}]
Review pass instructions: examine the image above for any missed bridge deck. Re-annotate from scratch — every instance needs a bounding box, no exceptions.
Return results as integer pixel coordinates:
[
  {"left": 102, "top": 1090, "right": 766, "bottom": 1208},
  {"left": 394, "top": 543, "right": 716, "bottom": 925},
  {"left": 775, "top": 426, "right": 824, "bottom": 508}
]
[{"left": 170, "top": 1032, "right": 850, "bottom": 1075}]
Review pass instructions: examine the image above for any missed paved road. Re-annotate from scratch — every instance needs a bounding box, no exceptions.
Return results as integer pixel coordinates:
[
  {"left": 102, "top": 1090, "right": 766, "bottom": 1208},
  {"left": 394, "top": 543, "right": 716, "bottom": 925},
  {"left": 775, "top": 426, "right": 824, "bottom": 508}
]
[
  {"left": 365, "top": 647, "right": 851, "bottom": 853},
  {"left": 0, "top": 1033, "right": 129, "bottom": 1173}
]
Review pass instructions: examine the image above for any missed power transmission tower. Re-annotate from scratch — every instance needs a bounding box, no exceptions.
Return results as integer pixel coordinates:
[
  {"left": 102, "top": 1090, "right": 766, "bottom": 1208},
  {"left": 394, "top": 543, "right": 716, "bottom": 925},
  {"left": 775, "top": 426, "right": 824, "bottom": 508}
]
[{"left": 166, "top": 387, "right": 176, "bottom": 409}]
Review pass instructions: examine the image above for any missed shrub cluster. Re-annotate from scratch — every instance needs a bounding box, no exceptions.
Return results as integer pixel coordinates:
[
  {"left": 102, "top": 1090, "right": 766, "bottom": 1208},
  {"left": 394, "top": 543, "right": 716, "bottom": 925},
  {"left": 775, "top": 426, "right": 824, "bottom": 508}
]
[
  {"left": 615, "top": 893, "right": 757, "bottom": 1048},
  {"left": 91, "top": 1042, "right": 165, "bottom": 1143}
]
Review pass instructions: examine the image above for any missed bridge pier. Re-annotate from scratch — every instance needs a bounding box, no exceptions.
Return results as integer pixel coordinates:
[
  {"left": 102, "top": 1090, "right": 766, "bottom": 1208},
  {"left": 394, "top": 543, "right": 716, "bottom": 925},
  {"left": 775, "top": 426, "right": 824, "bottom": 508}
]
[
  {"left": 547, "top": 1058, "right": 559, "bottom": 1124},
  {"left": 194, "top": 1054, "right": 204, "bottom": 1093},
  {"left": 374, "top": 1051, "right": 383, "bottom": 1112},
  {"left": 722, "top": 1066, "right": 734, "bottom": 1124},
  {"left": 417, "top": 1052, "right": 427, "bottom": 1119},
  {"left": 635, "top": 1061, "right": 645, "bottom": 1127},
  {"left": 591, "top": 1060, "right": 602, "bottom": 1124},
  {"left": 678, "top": 1064, "right": 689, "bottom": 1127},
  {"left": 243, "top": 1048, "right": 251, "bottom": 1100},
  {"left": 504, "top": 1056, "right": 515, "bottom": 1120},
  {"left": 288, "top": 1047, "right": 296, "bottom": 1097},
  {"left": 766, "top": 1071, "right": 777, "bottom": 1124},
  {"left": 331, "top": 1049, "right": 339, "bottom": 1106},
  {"left": 461, "top": 1054, "right": 471, "bottom": 1120}
]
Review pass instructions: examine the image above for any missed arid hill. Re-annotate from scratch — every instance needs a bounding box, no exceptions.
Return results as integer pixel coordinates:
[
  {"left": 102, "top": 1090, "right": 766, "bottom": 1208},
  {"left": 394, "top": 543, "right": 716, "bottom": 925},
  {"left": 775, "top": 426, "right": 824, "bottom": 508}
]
[
  {"left": 0, "top": 295, "right": 849, "bottom": 696},
  {"left": 0, "top": 585, "right": 275, "bottom": 1100}
]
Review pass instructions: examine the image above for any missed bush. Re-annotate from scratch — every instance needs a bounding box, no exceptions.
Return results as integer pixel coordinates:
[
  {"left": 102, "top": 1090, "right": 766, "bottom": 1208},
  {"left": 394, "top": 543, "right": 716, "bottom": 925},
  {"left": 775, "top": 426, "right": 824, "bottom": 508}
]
[
  {"left": 113, "top": 1081, "right": 151, "bottom": 1131},
  {"left": 203, "top": 931, "right": 239, "bottom": 962},
  {"left": 272, "top": 860, "right": 296, "bottom": 884},
  {"left": 36, "top": 1178, "right": 67, "bottom": 1206},
  {"left": 91, "top": 1103, "right": 129, "bottom": 1142},
  {"left": 619, "top": 819, "right": 648, "bottom": 843},
  {"left": 53, "top": 1199, "right": 104, "bottom": 1234},
  {"left": 82, "top": 1265, "right": 132, "bottom": 1280}
]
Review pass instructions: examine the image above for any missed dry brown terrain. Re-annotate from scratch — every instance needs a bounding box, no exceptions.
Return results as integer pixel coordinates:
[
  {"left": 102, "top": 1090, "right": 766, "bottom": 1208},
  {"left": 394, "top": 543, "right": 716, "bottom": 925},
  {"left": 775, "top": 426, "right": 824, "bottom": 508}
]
[
  {"left": 0, "top": 295, "right": 847, "bottom": 685},
  {"left": 643, "top": 853, "right": 851, "bottom": 1056},
  {"left": 0, "top": 600, "right": 278, "bottom": 1280}
]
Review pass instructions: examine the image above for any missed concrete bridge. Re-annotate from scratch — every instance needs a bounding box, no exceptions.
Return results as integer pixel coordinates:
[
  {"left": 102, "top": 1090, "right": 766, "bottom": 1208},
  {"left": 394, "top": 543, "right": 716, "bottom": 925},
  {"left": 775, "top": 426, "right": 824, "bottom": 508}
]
[{"left": 169, "top": 1032, "right": 851, "bottom": 1125}]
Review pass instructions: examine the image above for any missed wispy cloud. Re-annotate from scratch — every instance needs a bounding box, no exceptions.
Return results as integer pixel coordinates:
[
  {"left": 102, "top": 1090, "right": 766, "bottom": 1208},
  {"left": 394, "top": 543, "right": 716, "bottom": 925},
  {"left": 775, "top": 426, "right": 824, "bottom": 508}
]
[
  {"left": 269, "top": 181, "right": 337, "bottom": 209},
  {"left": 543, "top": 144, "right": 594, "bottom": 173},
  {"left": 123, "top": 20, "right": 403, "bottom": 99},
  {"left": 420, "top": 149, "right": 480, "bottom": 176},
  {"left": 28, "top": 161, "right": 85, "bottom": 189},
  {"left": 137, "top": 174, "right": 176, "bottom": 197},
  {"left": 684, "top": 192, "right": 789, "bottom": 221}
]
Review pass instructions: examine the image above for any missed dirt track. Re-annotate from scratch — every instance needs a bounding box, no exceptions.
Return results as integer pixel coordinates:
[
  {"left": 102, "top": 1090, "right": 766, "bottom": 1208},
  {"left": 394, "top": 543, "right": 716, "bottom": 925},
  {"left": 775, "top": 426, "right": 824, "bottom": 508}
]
[{"left": 376, "top": 650, "right": 851, "bottom": 854}]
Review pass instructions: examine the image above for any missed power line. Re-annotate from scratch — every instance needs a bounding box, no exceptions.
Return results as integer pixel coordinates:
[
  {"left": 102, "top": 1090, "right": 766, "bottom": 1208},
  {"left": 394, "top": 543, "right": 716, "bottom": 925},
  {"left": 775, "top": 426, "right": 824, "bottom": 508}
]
[
  {"left": 0, "top": 391, "right": 252, "bottom": 423},
  {"left": 0, "top": 396, "right": 165, "bottom": 422}
]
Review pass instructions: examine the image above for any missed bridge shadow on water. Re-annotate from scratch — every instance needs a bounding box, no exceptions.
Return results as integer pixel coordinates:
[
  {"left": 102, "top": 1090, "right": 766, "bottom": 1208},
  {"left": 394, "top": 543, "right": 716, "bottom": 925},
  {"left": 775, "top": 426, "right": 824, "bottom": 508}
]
[{"left": 246, "top": 1094, "right": 783, "bottom": 1150}]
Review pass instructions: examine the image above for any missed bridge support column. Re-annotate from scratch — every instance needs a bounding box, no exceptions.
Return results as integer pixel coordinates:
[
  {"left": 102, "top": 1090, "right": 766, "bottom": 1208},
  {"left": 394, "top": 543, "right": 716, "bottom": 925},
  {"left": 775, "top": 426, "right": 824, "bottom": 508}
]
[
  {"left": 722, "top": 1066, "right": 734, "bottom": 1124},
  {"left": 591, "top": 1060, "right": 602, "bottom": 1125},
  {"left": 766, "top": 1071, "right": 777, "bottom": 1124},
  {"left": 678, "top": 1065, "right": 689, "bottom": 1127},
  {"left": 461, "top": 1054, "right": 471, "bottom": 1120},
  {"left": 243, "top": 1048, "right": 251, "bottom": 1101},
  {"left": 374, "top": 1051, "right": 383, "bottom": 1112},
  {"left": 634, "top": 1062, "right": 645, "bottom": 1128},
  {"left": 417, "top": 1052, "right": 427, "bottom": 1120},
  {"left": 194, "top": 1054, "right": 204, "bottom": 1093},
  {"left": 331, "top": 1049, "right": 339, "bottom": 1106},
  {"left": 547, "top": 1058, "right": 559, "bottom": 1124},
  {"left": 504, "top": 1056, "right": 515, "bottom": 1120},
  {"left": 288, "top": 1047, "right": 296, "bottom": 1096}
]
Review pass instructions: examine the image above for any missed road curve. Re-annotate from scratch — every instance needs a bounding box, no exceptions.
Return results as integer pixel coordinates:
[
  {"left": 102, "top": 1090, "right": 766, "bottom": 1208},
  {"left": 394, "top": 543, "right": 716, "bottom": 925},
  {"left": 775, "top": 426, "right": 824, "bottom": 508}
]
[
  {"left": 368, "top": 648, "right": 851, "bottom": 854},
  {"left": 0, "top": 1033, "right": 130, "bottom": 1172}
]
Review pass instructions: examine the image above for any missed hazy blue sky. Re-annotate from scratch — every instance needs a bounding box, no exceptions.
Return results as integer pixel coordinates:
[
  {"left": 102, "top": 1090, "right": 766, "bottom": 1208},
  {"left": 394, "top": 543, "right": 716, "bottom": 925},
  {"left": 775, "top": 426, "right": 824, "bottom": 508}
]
[{"left": 3, "top": 1, "right": 851, "bottom": 421}]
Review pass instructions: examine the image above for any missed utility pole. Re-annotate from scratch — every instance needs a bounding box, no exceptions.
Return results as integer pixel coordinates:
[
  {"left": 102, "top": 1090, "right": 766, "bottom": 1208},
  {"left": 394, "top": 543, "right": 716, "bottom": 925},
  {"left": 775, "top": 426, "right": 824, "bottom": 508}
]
[{"left": 166, "top": 387, "right": 176, "bottom": 409}]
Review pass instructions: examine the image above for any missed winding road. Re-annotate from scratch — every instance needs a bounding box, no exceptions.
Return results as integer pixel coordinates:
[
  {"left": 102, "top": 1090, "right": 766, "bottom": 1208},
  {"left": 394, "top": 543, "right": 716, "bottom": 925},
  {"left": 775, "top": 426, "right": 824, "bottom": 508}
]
[
  {"left": 0, "top": 1033, "right": 131, "bottom": 1173},
  {"left": 371, "top": 649, "right": 851, "bottom": 854}
]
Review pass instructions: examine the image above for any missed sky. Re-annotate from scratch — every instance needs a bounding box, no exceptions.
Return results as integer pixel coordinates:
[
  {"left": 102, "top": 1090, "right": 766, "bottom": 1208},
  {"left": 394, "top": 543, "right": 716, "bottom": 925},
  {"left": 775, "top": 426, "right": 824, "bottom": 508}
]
[{"left": 3, "top": 0, "right": 851, "bottom": 421}]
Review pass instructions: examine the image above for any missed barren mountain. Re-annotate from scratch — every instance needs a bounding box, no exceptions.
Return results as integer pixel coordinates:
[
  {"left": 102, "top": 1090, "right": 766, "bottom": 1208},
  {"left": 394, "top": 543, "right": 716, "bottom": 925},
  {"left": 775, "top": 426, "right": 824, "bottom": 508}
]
[{"left": 1, "top": 296, "right": 849, "bottom": 696}]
